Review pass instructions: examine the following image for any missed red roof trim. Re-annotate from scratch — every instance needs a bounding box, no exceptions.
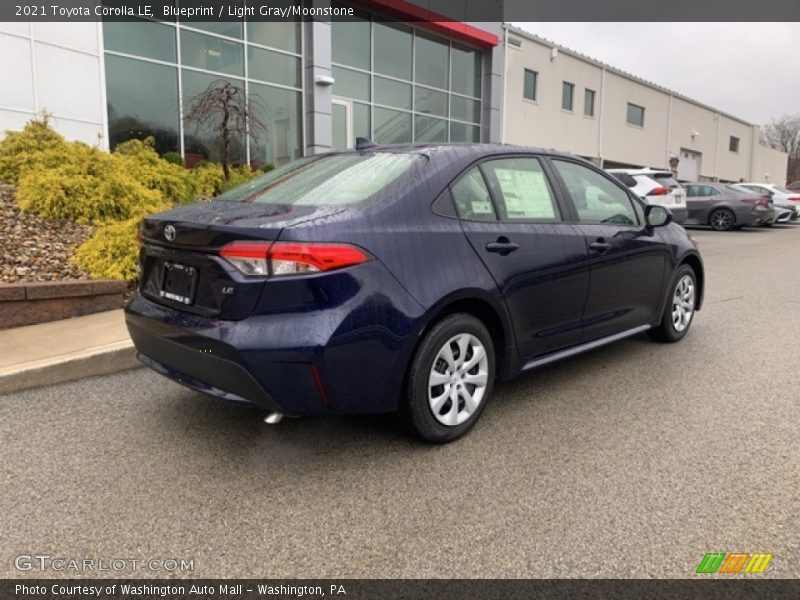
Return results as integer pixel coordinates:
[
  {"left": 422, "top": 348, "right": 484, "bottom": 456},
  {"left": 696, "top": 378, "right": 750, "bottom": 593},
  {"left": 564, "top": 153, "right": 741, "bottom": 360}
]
[{"left": 353, "top": 0, "right": 499, "bottom": 48}]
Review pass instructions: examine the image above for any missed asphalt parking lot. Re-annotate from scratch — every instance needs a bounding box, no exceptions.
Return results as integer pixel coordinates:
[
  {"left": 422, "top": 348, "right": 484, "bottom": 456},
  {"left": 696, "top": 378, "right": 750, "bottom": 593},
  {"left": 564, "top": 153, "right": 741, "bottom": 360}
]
[{"left": 2, "top": 224, "right": 799, "bottom": 579}]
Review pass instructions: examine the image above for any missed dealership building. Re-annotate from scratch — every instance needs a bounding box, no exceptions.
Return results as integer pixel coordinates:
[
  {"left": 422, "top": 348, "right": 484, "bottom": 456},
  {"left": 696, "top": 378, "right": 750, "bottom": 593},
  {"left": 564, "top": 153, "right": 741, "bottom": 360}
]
[{"left": 0, "top": 11, "right": 788, "bottom": 182}]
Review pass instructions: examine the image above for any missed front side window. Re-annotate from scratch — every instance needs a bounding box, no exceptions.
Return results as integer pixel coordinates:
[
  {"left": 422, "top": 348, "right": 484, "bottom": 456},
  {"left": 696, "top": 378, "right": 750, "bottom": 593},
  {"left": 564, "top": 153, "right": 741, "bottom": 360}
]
[
  {"left": 451, "top": 167, "right": 496, "bottom": 221},
  {"left": 216, "top": 153, "right": 423, "bottom": 205},
  {"left": 562, "top": 82, "right": 574, "bottom": 111},
  {"left": 552, "top": 160, "right": 638, "bottom": 225},
  {"left": 481, "top": 158, "right": 561, "bottom": 222},
  {"left": 627, "top": 103, "right": 645, "bottom": 127}
]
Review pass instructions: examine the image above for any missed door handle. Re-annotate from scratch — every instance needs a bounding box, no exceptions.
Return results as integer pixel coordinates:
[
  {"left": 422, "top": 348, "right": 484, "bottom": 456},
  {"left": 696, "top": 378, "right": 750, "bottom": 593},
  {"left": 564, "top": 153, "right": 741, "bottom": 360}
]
[
  {"left": 589, "top": 239, "right": 613, "bottom": 254},
  {"left": 486, "top": 237, "right": 520, "bottom": 255}
]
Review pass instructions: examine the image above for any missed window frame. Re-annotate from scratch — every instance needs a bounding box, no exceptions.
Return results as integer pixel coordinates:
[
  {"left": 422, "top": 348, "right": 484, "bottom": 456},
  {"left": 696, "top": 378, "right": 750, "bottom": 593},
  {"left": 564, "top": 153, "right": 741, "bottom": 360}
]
[
  {"left": 626, "top": 102, "right": 645, "bottom": 127},
  {"left": 523, "top": 69, "right": 538, "bottom": 102},
  {"left": 584, "top": 88, "right": 596, "bottom": 117},
  {"left": 729, "top": 136, "right": 740, "bottom": 153},
  {"left": 562, "top": 81, "right": 575, "bottom": 112}
]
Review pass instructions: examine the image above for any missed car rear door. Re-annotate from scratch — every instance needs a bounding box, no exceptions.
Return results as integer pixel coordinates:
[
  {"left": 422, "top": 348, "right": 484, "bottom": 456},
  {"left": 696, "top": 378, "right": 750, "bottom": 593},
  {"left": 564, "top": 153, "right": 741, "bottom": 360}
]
[
  {"left": 548, "top": 158, "right": 669, "bottom": 342},
  {"left": 451, "top": 156, "right": 590, "bottom": 359}
]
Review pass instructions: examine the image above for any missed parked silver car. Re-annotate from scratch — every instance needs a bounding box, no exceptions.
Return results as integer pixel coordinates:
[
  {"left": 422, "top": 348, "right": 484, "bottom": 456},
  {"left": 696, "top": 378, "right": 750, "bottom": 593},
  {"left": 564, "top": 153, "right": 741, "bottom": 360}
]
[{"left": 684, "top": 183, "right": 775, "bottom": 230}]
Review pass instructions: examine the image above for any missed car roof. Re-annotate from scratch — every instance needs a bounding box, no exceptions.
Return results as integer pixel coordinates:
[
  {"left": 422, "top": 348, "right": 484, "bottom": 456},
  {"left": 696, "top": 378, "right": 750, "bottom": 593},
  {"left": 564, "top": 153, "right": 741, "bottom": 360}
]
[{"left": 334, "top": 142, "right": 581, "bottom": 161}]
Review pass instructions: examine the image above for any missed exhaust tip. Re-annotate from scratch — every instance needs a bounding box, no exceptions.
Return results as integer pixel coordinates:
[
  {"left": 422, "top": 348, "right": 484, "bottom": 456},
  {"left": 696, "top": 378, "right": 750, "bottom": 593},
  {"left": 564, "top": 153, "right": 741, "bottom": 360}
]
[{"left": 263, "top": 412, "right": 284, "bottom": 425}]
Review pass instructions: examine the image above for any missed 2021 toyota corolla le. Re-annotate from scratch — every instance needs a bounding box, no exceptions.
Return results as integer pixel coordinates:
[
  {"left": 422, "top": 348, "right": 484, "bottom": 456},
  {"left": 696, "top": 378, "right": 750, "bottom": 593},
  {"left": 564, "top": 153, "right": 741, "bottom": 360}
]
[{"left": 125, "top": 144, "right": 704, "bottom": 442}]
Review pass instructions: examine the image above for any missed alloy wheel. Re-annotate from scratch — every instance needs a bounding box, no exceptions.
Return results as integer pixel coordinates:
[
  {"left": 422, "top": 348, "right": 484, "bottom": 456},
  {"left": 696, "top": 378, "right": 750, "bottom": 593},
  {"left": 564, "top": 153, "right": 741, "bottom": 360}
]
[
  {"left": 428, "top": 333, "right": 489, "bottom": 426},
  {"left": 672, "top": 275, "right": 695, "bottom": 332},
  {"left": 710, "top": 210, "right": 734, "bottom": 230}
]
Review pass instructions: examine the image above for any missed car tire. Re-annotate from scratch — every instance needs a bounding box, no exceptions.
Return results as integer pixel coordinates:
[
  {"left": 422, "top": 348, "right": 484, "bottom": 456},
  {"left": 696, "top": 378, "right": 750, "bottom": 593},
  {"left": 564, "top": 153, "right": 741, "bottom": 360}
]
[
  {"left": 649, "top": 265, "right": 697, "bottom": 343},
  {"left": 401, "top": 313, "right": 495, "bottom": 443},
  {"left": 709, "top": 208, "right": 735, "bottom": 231}
]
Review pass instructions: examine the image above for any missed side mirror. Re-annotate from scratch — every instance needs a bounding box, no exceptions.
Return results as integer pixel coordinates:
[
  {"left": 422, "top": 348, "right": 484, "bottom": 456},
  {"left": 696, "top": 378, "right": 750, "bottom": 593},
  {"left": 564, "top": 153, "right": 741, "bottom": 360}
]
[{"left": 645, "top": 204, "right": 672, "bottom": 228}]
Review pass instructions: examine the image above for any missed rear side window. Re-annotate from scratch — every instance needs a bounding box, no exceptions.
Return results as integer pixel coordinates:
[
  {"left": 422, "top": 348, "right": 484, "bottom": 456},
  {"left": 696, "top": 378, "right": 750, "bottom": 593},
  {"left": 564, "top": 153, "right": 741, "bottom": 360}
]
[
  {"left": 480, "top": 157, "right": 561, "bottom": 221},
  {"left": 451, "top": 167, "right": 497, "bottom": 221},
  {"left": 552, "top": 160, "right": 638, "bottom": 226},
  {"left": 215, "top": 153, "right": 423, "bottom": 205}
]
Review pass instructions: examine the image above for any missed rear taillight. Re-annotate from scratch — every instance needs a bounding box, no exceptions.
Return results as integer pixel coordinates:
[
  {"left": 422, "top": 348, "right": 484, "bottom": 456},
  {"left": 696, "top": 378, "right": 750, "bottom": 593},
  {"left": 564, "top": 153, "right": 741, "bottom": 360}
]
[
  {"left": 647, "top": 187, "right": 669, "bottom": 196},
  {"left": 219, "top": 241, "right": 370, "bottom": 277},
  {"left": 789, "top": 196, "right": 800, "bottom": 203}
]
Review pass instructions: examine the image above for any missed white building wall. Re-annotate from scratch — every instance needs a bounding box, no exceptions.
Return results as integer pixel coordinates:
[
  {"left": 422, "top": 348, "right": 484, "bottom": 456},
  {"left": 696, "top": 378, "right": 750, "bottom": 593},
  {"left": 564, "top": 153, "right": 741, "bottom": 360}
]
[
  {"left": 503, "top": 26, "right": 789, "bottom": 183},
  {"left": 0, "top": 22, "right": 106, "bottom": 148}
]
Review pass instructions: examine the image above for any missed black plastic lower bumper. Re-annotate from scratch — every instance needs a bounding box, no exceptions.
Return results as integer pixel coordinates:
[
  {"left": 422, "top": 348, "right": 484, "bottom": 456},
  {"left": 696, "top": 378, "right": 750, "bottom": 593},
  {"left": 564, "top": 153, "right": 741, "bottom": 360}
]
[{"left": 127, "top": 315, "right": 282, "bottom": 412}]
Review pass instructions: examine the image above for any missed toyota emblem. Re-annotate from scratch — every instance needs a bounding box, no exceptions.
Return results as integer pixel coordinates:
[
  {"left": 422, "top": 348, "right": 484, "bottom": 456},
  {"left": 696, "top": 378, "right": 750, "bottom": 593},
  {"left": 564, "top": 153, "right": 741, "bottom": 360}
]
[{"left": 164, "top": 224, "right": 176, "bottom": 242}]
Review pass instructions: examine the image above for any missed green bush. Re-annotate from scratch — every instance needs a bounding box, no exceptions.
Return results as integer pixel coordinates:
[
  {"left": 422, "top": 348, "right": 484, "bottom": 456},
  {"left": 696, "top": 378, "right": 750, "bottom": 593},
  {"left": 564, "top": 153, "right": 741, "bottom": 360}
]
[
  {"left": 2, "top": 118, "right": 265, "bottom": 283},
  {"left": 161, "top": 151, "right": 184, "bottom": 166},
  {"left": 17, "top": 142, "right": 170, "bottom": 224},
  {"left": 0, "top": 116, "right": 67, "bottom": 183},
  {"left": 189, "top": 162, "right": 259, "bottom": 199},
  {"left": 72, "top": 217, "right": 141, "bottom": 282},
  {"left": 113, "top": 138, "right": 197, "bottom": 205}
]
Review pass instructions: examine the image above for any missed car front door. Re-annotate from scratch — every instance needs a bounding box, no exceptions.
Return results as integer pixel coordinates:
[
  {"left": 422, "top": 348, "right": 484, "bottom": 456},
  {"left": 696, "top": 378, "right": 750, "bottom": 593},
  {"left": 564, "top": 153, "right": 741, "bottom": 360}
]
[
  {"left": 549, "top": 158, "right": 670, "bottom": 342},
  {"left": 451, "top": 157, "right": 590, "bottom": 359}
]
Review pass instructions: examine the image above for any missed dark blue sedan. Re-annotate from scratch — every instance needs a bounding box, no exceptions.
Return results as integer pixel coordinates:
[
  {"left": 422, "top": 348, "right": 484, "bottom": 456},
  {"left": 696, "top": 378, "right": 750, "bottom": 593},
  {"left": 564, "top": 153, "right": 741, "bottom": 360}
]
[{"left": 125, "top": 144, "right": 704, "bottom": 442}]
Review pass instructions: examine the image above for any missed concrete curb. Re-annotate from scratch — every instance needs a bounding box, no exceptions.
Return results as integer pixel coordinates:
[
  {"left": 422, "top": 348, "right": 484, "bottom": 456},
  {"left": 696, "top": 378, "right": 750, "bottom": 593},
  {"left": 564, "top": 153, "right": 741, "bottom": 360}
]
[{"left": 0, "top": 340, "right": 141, "bottom": 396}]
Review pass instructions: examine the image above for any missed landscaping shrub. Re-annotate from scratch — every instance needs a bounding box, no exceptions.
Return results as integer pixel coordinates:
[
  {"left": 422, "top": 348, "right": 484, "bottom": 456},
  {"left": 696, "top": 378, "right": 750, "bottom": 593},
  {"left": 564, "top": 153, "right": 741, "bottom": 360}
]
[
  {"left": 72, "top": 217, "right": 140, "bottom": 282},
  {"left": 2, "top": 117, "right": 264, "bottom": 284},
  {"left": 16, "top": 142, "right": 169, "bottom": 224},
  {"left": 113, "top": 138, "right": 197, "bottom": 205},
  {"left": 190, "top": 162, "right": 259, "bottom": 199},
  {"left": 161, "top": 151, "right": 184, "bottom": 166},
  {"left": 0, "top": 116, "right": 67, "bottom": 183}
]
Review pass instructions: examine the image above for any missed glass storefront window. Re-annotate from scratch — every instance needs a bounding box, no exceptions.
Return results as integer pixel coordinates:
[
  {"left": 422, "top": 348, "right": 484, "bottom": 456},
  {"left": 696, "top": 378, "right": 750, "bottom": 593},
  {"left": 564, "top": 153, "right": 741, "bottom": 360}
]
[
  {"left": 248, "top": 46, "right": 301, "bottom": 88},
  {"left": 248, "top": 82, "right": 302, "bottom": 168},
  {"left": 451, "top": 43, "right": 481, "bottom": 98},
  {"left": 415, "top": 116, "right": 447, "bottom": 143},
  {"left": 374, "top": 108, "right": 412, "bottom": 145},
  {"left": 180, "top": 14, "right": 243, "bottom": 39},
  {"left": 415, "top": 86, "right": 448, "bottom": 118},
  {"left": 414, "top": 32, "right": 449, "bottom": 90},
  {"left": 247, "top": 20, "right": 300, "bottom": 54},
  {"left": 375, "top": 77, "right": 411, "bottom": 110},
  {"left": 332, "top": 16, "right": 370, "bottom": 70},
  {"left": 450, "top": 96, "right": 481, "bottom": 124},
  {"left": 353, "top": 102, "right": 371, "bottom": 141},
  {"left": 105, "top": 54, "right": 180, "bottom": 154},
  {"left": 181, "top": 29, "right": 244, "bottom": 77},
  {"left": 373, "top": 23, "right": 412, "bottom": 80},
  {"left": 450, "top": 121, "right": 479, "bottom": 143},
  {"left": 103, "top": 20, "right": 176, "bottom": 62},
  {"left": 181, "top": 70, "right": 246, "bottom": 164},
  {"left": 333, "top": 66, "right": 370, "bottom": 102}
]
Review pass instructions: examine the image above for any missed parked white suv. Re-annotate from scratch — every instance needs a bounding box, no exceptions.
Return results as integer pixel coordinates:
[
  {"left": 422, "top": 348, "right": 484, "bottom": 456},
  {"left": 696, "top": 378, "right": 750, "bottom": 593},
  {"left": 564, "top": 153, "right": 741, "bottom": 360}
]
[{"left": 607, "top": 168, "right": 688, "bottom": 223}]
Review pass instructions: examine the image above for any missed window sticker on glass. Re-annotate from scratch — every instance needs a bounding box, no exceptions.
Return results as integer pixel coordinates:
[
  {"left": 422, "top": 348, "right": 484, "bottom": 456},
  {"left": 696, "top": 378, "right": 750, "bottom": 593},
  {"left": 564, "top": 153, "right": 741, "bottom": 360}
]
[{"left": 493, "top": 166, "right": 558, "bottom": 220}]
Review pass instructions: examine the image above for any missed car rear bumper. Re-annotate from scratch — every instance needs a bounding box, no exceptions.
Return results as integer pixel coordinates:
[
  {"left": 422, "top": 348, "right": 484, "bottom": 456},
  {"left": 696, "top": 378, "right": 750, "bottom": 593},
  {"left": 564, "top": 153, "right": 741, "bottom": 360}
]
[{"left": 124, "top": 262, "right": 424, "bottom": 416}]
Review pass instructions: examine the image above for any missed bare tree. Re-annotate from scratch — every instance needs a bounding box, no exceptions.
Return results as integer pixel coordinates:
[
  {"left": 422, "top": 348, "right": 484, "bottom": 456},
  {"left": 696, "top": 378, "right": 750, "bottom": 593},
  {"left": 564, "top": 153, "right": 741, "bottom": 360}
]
[{"left": 184, "top": 79, "right": 268, "bottom": 181}]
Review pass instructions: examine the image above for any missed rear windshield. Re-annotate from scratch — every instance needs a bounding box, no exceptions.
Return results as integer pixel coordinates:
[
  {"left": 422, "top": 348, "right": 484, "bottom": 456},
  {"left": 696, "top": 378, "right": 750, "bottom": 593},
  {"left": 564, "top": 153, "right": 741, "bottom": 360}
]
[
  {"left": 216, "top": 153, "right": 424, "bottom": 205},
  {"left": 773, "top": 185, "right": 792, "bottom": 194},
  {"left": 650, "top": 173, "right": 682, "bottom": 188}
]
